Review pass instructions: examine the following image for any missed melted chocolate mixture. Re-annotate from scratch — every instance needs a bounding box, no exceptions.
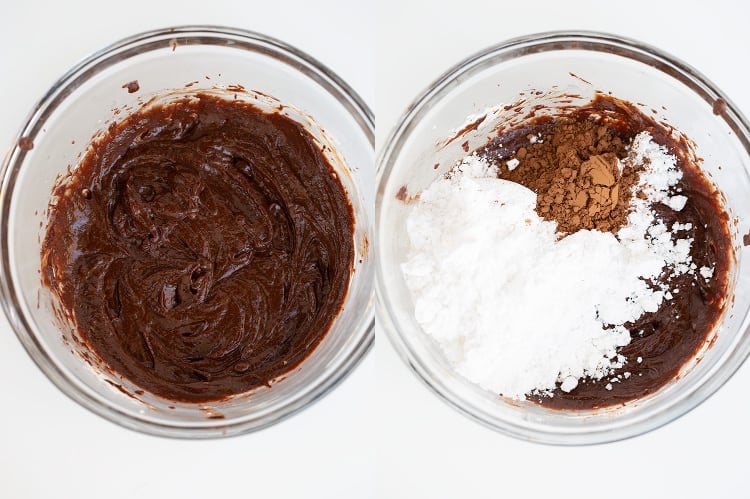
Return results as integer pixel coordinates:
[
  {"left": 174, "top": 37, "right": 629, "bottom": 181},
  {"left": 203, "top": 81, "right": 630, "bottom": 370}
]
[
  {"left": 42, "top": 94, "right": 354, "bottom": 402},
  {"left": 480, "top": 95, "right": 732, "bottom": 410}
]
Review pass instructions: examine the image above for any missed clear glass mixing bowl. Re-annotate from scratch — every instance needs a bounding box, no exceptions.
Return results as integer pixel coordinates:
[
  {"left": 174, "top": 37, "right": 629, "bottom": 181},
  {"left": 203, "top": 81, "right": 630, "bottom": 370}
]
[
  {"left": 376, "top": 31, "right": 750, "bottom": 444},
  {"left": 0, "top": 26, "right": 374, "bottom": 438}
]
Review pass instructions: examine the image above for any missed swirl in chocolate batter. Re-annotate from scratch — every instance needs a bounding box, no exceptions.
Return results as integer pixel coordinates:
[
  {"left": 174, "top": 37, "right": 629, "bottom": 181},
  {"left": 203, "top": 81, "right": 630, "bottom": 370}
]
[{"left": 42, "top": 93, "right": 354, "bottom": 402}]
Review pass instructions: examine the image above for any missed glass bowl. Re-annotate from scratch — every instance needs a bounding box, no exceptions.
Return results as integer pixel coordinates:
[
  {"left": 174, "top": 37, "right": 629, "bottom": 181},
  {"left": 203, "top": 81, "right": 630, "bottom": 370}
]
[
  {"left": 0, "top": 26, "right": 374, "bottom": 438},
  {"left": 376, "top": 31, "right": 750, "bottom": 445}
]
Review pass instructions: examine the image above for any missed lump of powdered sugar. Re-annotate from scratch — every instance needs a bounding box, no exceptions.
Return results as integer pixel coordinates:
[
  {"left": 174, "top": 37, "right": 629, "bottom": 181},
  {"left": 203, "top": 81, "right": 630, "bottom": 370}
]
[
  {"left": 625, "top": 132, "right": 682, "bottom": 206},
  {"left": 401, "top": 132, "right": 693, "bottom": 399},
  {"left": 700, "top": 266, "right": 714, "bottom": 279},
  {"left": 618, "top": 132, "right": 694, "bottom": 288}
]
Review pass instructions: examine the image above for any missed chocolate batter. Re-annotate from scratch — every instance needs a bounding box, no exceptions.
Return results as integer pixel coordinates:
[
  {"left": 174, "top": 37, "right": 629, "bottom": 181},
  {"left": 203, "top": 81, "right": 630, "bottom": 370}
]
[
  {"left": 42, "top": 93, "right": 354, "bottom": 402},
  {"left": 480, "top": 95, "right": 732, "bottom": 410}
]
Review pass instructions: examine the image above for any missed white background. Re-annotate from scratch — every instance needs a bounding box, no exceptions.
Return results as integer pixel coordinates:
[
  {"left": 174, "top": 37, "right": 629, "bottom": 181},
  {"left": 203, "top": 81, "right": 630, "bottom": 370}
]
[
  {"left": 374, "top": 1, "right": 750, "bottom": 499},
  {"left": 0, "top": 1, "right": 375, "bottom": 498},
  {"left": 3, "top": 0, "right": 750, "bottom": 498}
]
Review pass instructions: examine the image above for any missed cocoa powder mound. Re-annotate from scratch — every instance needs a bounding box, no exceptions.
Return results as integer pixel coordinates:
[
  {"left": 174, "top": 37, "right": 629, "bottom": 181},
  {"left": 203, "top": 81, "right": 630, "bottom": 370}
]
[{"left": 497, "top": 120, "right": 640, "bottom": 233}]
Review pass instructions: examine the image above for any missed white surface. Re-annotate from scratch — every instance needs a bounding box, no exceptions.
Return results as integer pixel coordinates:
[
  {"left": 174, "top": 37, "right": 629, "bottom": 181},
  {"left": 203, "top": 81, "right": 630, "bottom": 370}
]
[
  {"left": 4, "top": 0, "right": 750, "bottom": 498},
  {"left": 375, "top": 1, "right": 750, "bottom": 498},
  {"left": 0, "top": 1, "right": 374, "bottom": 498}
]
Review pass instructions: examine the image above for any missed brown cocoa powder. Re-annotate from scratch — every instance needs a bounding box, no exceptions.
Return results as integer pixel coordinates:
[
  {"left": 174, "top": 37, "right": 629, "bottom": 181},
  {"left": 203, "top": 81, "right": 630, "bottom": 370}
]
[{"left": 497, "top": 120, "right": 640, "bottom": 234}]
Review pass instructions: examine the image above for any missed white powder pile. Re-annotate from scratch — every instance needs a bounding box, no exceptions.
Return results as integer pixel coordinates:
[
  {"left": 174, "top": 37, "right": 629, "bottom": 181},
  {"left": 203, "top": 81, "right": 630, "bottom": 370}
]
[{"left": 402, "top": 132, "right": 700, "bottom": 399}]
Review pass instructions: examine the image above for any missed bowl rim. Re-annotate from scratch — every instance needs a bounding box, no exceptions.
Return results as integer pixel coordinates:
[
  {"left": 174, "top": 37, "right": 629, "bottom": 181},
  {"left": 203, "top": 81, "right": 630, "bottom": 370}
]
[
  {"left": 375, "top": 30, "right": 750, "bottom": 445},
  {"left": 0, "top": 25, "right": 374, "bottom": 439}
]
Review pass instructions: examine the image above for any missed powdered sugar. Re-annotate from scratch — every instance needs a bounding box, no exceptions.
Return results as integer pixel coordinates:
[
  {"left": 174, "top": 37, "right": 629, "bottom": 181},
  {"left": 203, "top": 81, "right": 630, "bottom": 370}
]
[
  {"left": 402, "top": 132, "right": 695, "bottom": 399},
  {"left": 700, "top": 266, "right": 714, "bottom": 279}
]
